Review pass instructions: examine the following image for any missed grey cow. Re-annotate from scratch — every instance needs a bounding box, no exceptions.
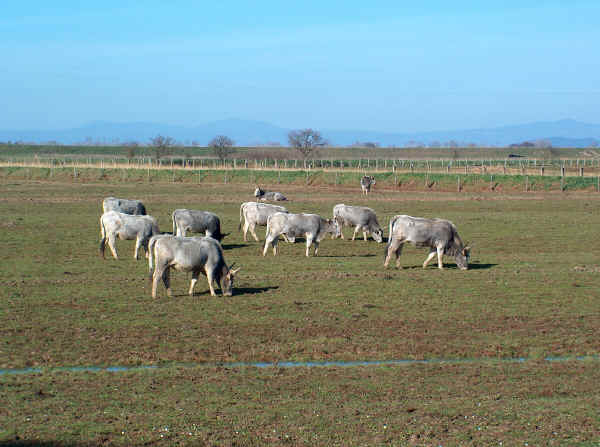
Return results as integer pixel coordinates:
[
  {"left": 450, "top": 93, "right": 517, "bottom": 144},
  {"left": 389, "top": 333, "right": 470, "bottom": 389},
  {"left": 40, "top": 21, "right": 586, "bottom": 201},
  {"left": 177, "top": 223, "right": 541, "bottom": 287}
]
[
  {"left": 99, "top": 211, "right": 160, "bottom": 259},
  {"left": 263, "top": 212, "right": 339, "bottom": 257},
  {"left": 254, "top": 186, "right": 287, "bottom": 202},
  {"left": 333, "top": 204, "right": 383, "bottom": 243},
  {"left": 238, "top": 202, "right": 291, "bottom": 242},
  {"left": 172, "top": 209, "right": 225, "bottom": 241},
  {"left": 384, "top": 215, "right": 470, "bottom": 270},
  {"left": 360, "top": 176, "right": 376, "bottom": 195},
  {"left": 151, "top": 236, "right": 240, "bottom": 298},
  {"left": 102, "top": 197, "right": 146, "bottom": 215}
]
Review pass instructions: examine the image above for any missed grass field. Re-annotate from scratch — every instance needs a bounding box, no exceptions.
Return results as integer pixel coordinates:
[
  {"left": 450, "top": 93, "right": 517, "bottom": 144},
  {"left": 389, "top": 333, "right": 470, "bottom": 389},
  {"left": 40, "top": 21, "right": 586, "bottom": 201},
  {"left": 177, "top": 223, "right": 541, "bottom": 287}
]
[{"left": 1, "top": 179, "right": 599, "bottom": 445}]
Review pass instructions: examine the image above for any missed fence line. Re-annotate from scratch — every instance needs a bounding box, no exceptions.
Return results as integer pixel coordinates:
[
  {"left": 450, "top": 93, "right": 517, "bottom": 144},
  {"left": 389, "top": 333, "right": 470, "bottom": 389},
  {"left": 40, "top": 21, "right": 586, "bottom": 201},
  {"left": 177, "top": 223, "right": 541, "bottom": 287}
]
[{"left": 2, "top": 157, "right": 600, "bottom": 178}]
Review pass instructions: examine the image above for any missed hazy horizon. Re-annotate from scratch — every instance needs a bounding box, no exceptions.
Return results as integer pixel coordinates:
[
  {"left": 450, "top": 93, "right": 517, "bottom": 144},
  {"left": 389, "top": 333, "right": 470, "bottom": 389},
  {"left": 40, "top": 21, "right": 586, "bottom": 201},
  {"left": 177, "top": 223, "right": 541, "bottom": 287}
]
[{"left": 2, "top": 1, "right": 599, "bottom": 133}]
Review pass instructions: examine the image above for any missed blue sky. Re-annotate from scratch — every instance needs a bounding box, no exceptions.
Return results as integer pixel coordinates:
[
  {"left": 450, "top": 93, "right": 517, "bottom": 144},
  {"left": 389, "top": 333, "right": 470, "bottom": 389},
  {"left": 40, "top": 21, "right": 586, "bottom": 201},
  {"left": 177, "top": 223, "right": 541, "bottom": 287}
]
[{"left": 1, "top": 1, "right": 599, "bottom": 132}]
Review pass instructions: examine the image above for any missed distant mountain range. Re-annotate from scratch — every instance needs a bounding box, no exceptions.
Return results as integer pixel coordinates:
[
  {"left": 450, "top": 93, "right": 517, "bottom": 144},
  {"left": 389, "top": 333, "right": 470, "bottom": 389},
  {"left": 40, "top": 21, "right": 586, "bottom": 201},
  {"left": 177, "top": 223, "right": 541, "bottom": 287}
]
[{"left": 1, "top": 118, "right": 599, "bottom": 148}]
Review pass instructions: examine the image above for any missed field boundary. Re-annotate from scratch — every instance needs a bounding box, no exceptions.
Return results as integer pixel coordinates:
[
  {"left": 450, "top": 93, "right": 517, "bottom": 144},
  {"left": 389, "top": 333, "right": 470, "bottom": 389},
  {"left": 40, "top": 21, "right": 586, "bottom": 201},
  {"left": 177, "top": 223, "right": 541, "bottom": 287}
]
[
  {"left": 2, "top": 355, "right": 599, "bottom": 376},
  {"left": 3, "top": 164, "right": 600, "bottom": 192}
]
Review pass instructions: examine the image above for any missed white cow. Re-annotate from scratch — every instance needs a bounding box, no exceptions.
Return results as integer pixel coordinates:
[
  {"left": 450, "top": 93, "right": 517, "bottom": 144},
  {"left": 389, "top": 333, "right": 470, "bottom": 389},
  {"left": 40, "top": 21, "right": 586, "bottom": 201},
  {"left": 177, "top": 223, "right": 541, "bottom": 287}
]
[
  {"left": 263, "top": 212, "right": 339, "bottom": 257},
  {"left": 99, "top": 211, "right": 160, "bottom": 260},
  {"left": 239, "top": 202, "right": 289, "bottom": 242},
  {"left": 151, "top": 236, "right": 240, "bottom": 298}
]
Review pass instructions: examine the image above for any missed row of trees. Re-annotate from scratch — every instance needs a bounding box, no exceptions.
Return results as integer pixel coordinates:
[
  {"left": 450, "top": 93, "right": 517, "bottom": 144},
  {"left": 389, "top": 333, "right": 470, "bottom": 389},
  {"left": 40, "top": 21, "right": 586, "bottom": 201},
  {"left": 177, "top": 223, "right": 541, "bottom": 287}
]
[{"left": 145, "top": 129, "right": 325, "bottom": 161}]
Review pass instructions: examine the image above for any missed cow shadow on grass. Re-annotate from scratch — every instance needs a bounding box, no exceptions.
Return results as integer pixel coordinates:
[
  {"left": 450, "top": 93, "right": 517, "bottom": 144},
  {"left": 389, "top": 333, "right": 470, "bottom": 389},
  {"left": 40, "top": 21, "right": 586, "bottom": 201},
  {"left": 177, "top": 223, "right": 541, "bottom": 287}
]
[
  {"left": 318, "top": 254, "right": 376, "bottom": 258},
  {"left": 221, "top": 243, "right": 247, "bottom": 250},
  {"left": 464, "top": 262, "right": 497, "bottom": 270},
  {"left": 235, "top": 286, "right": 279, "bottom": 295},
  {"left": 170, "top": 286, "right": 279, "bottom": 298},
  {"left": 400, "top": 262, "right": 497, "bottom": 270}
]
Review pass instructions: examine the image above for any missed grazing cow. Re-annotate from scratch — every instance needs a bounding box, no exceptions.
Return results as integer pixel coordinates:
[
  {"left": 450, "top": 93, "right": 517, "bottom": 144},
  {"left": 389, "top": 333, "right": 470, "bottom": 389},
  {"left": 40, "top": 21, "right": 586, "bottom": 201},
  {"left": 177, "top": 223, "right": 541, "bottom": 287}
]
[
  {"left": 263, "top": 212, "right": 339, "bottom": 257},
  {"left": 239, "top": 202, "right": 291, "bottom": 242},
  {"left": 360, "top": 176, "right": 376, "bottom": 195},
  {"left": 151, "top": 236, "right": 240, "bottom": 298},
  {"left": 102, "top": 197, "right": 146, "bottom": 215},
  {"left": 172, "top": 209, "right": 225, "bottom": 241},
  {"left": 254, "top": 186, "right": 287, "bottom": 201},
  {"left": 147, "top": 233, "right": 176, "bottom": 277},
  {"left": 332, "top": 204, "right": 383, "bottom": 243},
  {"left": 99, "top": 211, "right": 160, "bottom": 260},
  {"left": 384, "top": 215, "right": 470, "bottom": 270}
]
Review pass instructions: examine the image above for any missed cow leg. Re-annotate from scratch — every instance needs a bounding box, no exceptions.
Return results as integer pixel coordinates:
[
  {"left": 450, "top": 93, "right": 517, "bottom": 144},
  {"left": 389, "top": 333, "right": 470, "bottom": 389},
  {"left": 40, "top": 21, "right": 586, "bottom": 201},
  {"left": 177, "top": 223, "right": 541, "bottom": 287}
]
[
  {"left": 423, "top": 250, "right": 437, "bottom": 268},
  {"left": 437, "top": 246, "right": 444, "bottom": 269},
  {"left": 263, "top": 234, "right": 278, "bottom": 256},
  {"left": 134, "top": 237, "right": 142, "bottom": 260},
  {"left": 107, "top": 234, "right": 119, "bottom": 259},
  {"left": 189, "top": 270, "right": 200, "bottom": 296},
  {"left": 151, "top": 268, "right": 162, "bottom": 298},
  {"left": 249, "top": 223, "right": 260, "bottom": 242},
  {"left": 206, "top": 269, "right": 217, "bottom": 296},
  {"left": 313, "top": 240, "right": 320, "bottom": 256},
  {"left": 352, "top": 226, "right": 360, "bottom": 241},
  {"left": 363, "top": 230, "right": 368, "bottom": 241},
  {"left": 305, "top": 235, "right": 314, "bottom": 257},
  {"left": 384, "top": 239, "right": 403, "bottom": 268},
  {"left": 242, "top": 221, "right": 249, "bottom": 241},
  {"left": 152, "top": 264, "right": 171, "bottom": 298},
  {"left": 179, "top": 228, "right": 187, "bottom": 237}
]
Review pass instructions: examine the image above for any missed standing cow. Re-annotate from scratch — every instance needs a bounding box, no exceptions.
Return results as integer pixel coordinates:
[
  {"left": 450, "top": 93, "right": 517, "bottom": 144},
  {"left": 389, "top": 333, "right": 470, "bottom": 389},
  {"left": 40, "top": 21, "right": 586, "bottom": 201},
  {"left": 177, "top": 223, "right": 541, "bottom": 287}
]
[
  {"left": 384, "top": 215, "right": 470, "bottom": 270},
  {"left": 360, "top": 176, "right": 376, "bottom": 195},
  {"left": 239, "top": 202, "right": 289, "bottom": 242},
  {"left": 333, "top": 204, "right": 383, "bottom": 242},
  {"left": 99, "top": 211, "right": 160, "bottom": 260},
  {"left": 254, "top": 186, "right": 287, "bottom": 201},
  {"left": 151, "top": 236, "right": 240, "bottom": 298},
  {"left": 172, "top": 209, "right": 225, "bottom": 241},
  {"left": 102, "top": 197, "right": 147, "bottom": 215},
  {"left": 263, "top": 212, "right": 339, "bottom": 257}
]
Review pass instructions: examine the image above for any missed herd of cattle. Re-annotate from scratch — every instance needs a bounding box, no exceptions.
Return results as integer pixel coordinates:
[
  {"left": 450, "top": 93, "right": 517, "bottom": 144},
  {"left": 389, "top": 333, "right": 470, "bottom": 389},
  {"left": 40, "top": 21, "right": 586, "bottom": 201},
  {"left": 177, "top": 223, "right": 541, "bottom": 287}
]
[{"left": 99, "top": 179, "right": 471, "bottom": 298}]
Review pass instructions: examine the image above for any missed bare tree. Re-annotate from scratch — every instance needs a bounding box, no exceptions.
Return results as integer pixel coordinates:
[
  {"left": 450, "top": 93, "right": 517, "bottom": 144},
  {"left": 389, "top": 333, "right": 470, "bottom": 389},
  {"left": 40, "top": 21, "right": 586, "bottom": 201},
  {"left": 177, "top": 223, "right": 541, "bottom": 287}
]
[
  {"left": 124, "top": 141, "right": 139, "bottom": 160},
  {"left": 208, "top": 135, "right": 236, "bottom": 161},
  {"left": 149, "top": 135, "right": 176, "bottom": 160},
  {"left": 288, "top": 129, "right": 326, "bottom": 160}
]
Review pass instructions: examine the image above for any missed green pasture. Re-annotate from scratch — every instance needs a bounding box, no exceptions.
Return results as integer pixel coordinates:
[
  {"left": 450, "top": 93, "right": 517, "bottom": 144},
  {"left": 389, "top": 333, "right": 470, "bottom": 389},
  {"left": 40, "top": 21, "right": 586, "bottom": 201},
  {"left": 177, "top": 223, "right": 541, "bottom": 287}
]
[
  {"left": 2, "top": 165, "right": 599, "bottom": 192},
  {"left": 1, "top": 179, "right": 599, "bottom": 445}
]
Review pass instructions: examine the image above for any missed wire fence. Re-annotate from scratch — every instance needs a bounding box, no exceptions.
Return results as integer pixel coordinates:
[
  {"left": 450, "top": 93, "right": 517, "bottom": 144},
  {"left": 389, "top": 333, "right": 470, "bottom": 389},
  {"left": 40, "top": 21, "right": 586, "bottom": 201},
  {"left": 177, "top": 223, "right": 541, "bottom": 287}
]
[{"left": 2, "top": 156, "right": 600, "bottom": 178}]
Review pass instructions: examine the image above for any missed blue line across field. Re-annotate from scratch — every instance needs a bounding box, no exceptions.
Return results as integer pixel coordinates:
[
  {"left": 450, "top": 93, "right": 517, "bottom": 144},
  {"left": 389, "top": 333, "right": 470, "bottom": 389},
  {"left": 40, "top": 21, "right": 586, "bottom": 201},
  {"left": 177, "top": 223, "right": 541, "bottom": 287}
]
[{"left": 1, "top": 355, "right": 598, "bottom": 376}]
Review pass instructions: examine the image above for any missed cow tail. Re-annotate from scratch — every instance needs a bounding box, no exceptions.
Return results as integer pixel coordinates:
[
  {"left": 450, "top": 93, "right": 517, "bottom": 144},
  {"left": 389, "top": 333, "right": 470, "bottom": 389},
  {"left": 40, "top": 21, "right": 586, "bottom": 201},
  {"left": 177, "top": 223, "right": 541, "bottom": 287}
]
[
  {"left": 148, "top": 237, "right": 157, "bottom": 279},
  {"left": 265, "top": 214, "right": 272, "bottom": 240},
  {"left": 99, "top": 216, "right": 107, "bottom": 258},
  {"left": 384, "top": 217, "right": 395, "bottom": 257},
  {"left": 238, "top": 204, "right": 244, "bottom": 231}
]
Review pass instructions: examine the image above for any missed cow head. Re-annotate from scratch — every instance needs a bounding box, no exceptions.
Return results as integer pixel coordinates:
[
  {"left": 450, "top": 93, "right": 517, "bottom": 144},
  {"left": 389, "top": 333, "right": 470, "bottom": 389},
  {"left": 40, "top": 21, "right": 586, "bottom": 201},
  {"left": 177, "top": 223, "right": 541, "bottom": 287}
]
[
  {"left": 221, "top": 263, "right": 241, "bottom": 296},
  {"left": 328, "top": 218, "right": 341, "bottom": 237},
  {"left": 370, "top": 176, "right": 376, "bottom": 185},
  {"left": 254, "top": 186, "right": 263, "bottom": 198},
  {"left": 372, "top": 228, "right": 383, "bottom": 243},
  {"left": 455, "top": 246, "right": 471, "bottom": 270}
]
